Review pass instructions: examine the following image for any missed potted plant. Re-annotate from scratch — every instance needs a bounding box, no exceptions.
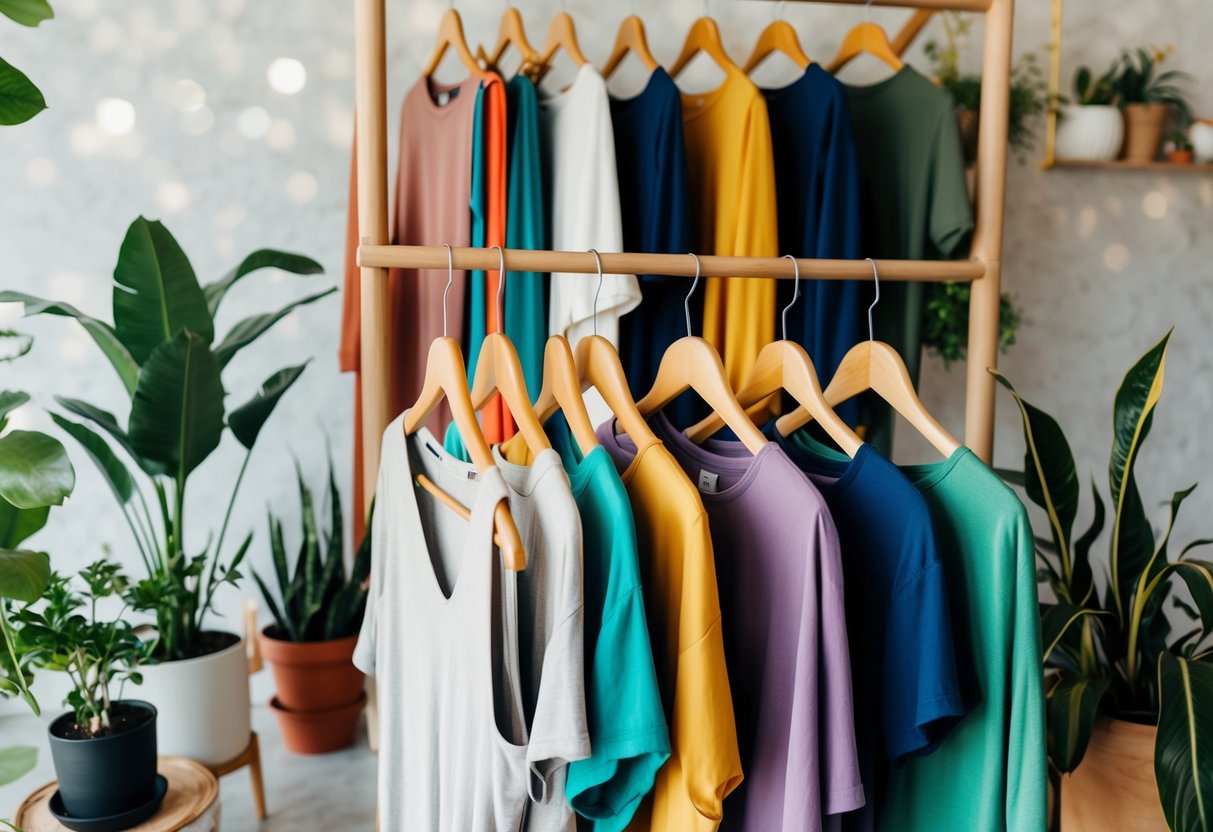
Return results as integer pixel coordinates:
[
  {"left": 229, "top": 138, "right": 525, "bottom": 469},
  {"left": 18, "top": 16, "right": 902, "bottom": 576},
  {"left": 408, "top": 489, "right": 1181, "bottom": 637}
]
[
  {"left": 1164, "top": 131, "right": 1194, "bottom": 164},
  {"left": 1116, "top": 46, "right": 1191, "bottom": 163},
  {"left": 993, "top": 331, "right": 1213, "bottom": 832},
  {"left": 11, "top": 561, "right": 160, "bottom": 828},
  {"left": 1055, "top": 61, "right": 1124, "bottom": 161},
  {"left": 254, "top": 460, "right": 369, "bottom": 755},
  {"left": 0, "top": 216, "right": 332, "bottom": 765}
]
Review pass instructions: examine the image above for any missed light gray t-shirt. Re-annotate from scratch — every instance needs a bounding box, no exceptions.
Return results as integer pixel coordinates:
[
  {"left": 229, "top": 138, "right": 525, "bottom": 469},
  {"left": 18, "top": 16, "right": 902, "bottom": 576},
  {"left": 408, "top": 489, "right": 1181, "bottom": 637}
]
[{"left": 355, "top": 417, "right": 589, "bottom": 831}]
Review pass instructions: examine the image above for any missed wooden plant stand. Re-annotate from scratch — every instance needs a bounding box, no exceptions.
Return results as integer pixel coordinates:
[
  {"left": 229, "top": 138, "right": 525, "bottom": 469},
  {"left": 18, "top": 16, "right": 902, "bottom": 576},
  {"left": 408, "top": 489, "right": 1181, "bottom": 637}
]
[{"left": 205, "top": 730, "right": 267, "bottom": 820}]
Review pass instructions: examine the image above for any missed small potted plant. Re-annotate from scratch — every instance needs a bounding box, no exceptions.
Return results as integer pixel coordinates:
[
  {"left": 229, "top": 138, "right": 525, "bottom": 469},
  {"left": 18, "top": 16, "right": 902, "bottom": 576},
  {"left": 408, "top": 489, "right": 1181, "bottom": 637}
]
[
  {"left": 1055, "top": 61, "right": 1124, "bottom": 161},
  {"left": 1116, "top": 46, "right": 1192, "bottom": 163},
  {"left": 12, "top": 561, "right": 159, "bottom": 828},
  {"left": 994, "top": 331, "right": 1212, "bottom": 832},
  {"left": 254, "top": 460, "right": 369, "bottom": 755},
  {"left": 1164, "top": 131, "right": 1194, "bottom": 164}
]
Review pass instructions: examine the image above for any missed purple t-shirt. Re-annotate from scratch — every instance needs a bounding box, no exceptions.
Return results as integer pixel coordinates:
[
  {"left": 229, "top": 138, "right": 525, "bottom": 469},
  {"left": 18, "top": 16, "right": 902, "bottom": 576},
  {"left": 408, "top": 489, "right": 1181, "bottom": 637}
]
[{"left": 600, "top": 412, "right": 864, "bottom": 830}]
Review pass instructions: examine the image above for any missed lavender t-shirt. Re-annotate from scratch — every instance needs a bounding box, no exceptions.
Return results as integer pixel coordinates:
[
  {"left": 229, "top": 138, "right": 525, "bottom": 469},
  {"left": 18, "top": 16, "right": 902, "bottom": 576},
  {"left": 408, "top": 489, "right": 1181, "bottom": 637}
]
[{"left": 601, "top": 413, "right": 864, "bottom": 830}]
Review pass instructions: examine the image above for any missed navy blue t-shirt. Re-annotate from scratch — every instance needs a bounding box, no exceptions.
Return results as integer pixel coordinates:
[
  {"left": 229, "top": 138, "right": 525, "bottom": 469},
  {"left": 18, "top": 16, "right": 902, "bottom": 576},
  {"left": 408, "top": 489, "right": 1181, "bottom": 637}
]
[
  {"left": 611, "top": 69, "right": 697, "bottom": 423},
  {"left": 762, "top": 66, "right": 866, "bottom": 426},
  {"left": 767, "top": 422, "right": 967, "bottom": 831}
]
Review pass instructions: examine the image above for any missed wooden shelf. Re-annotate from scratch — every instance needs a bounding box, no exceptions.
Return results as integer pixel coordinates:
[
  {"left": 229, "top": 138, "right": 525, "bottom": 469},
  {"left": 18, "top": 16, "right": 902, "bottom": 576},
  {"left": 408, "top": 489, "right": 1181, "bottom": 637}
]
[{"left": 1045, "top": 159, "right": 1213, "bottom": 173}]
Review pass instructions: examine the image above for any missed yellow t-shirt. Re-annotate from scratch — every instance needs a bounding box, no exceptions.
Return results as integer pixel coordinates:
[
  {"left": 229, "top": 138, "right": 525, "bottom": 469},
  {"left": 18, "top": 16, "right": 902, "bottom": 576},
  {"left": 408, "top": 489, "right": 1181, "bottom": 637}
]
[{"left": 681, "top": 70, "right": 779, "bottom": 388}]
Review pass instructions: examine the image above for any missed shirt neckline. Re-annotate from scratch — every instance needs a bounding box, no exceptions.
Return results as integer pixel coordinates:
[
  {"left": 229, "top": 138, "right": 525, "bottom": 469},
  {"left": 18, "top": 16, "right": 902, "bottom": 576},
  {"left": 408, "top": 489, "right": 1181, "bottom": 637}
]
[
  {"left": 897, "top": 446, "right": 972, "bottom": 491},
  {"left": 538, "top": 62, "right": 599, "bottom": 111},
  {"left": 649, "top": 411, "right": 775, "bottom": 504},
  {"left": 609, "top": 66, "right": 669, "bottom": 113},
  {"left": 757, "top": 61, "right": 825, "bottom": 99},
  {"left": 679, "top": 67, "right": 746, "bottom": 122},
  {"left": 416, "top": 74, "right": 481, "bottom": 117},
  {"left": 597, "top": 417, "right": 665, "bottom": 486},
  {"left": 841, "top": 64, "right": 915, "bottom": 100},
  {"left": 772, "top": 426, "right": 871, "bottom": 499}
]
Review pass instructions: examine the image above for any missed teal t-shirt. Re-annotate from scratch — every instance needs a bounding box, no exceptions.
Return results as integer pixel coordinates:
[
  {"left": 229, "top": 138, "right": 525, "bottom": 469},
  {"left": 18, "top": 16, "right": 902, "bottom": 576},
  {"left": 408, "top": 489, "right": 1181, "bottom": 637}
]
[
  {"left": 879, "top": 447, "right": 1047, "bottom": 832},
  {"left": 465, "top": 81, "right": 489, "bottom": 381}
]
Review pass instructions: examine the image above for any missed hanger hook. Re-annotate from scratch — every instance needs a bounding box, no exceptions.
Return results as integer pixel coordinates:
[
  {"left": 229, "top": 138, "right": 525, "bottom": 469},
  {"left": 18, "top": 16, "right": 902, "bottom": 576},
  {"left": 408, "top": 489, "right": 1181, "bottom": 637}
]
[
  {"left": 491, "top": 245, "right": 506, "bottom": 334},
  {"left": 780, "top": 254, "right": 800, "bottom": 342},
  {"left": 774, "top": 0, "right": 786, "bottom": 22},
  {"left": 864, "top": 0, "right": 872, "bottom": 23},
  {"left": 866, "top": 257, "right": 880, "bottom": 342},
  {"left": 442, "top": 244, "right": 454, "bottom": 338},
  {"left": 588, "top": 249, "right": 604, "bottom": 338},
  {"left": 684, "top": 253, "right": 701, "bottom": 339}
]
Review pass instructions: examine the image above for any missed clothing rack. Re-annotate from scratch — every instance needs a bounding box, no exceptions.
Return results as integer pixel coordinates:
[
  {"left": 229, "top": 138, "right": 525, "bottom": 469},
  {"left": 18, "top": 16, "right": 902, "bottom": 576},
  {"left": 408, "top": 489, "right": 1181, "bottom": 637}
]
[{"left": 352, "top": 0, "right": 1016, "bottom": 510}]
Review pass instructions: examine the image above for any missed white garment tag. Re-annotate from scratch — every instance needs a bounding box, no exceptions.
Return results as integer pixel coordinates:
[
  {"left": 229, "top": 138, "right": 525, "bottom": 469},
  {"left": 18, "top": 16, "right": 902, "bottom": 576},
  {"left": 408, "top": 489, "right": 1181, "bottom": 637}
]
[
  {"left": 436, "top": 91, "right": 451, "bottom": 107},
  {"left": 697, "top": 469, "right": 719, "bottom": 494}
]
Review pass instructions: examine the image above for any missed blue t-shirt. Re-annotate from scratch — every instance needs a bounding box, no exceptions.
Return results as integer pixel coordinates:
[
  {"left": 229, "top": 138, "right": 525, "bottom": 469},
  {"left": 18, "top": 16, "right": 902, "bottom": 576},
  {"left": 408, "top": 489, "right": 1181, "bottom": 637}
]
[
  {"left": 761, "top": 66, "right": 865, "bottom": 426},
  {"left": 610, "top": 69, "right": 696, "bottom": 424},
  {"left": 768, "top": 423, "right": 968, "bottom": 831}
]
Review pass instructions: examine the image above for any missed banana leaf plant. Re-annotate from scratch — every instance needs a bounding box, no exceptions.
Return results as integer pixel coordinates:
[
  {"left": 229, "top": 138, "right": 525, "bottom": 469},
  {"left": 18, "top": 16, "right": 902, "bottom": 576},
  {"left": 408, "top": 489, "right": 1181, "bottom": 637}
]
[
  {"left": 993, "top": 330, "right": 1213, "bottom": 832},
  {"left": 0, "top": 216, "right": 332, "bottom": 660}
]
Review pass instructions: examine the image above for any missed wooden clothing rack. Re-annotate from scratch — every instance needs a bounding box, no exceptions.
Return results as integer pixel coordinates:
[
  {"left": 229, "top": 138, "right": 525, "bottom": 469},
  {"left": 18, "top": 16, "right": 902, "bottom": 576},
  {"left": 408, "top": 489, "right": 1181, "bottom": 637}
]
[{"left": 352, "top": 0, "right": 1016, "bottom": 509}]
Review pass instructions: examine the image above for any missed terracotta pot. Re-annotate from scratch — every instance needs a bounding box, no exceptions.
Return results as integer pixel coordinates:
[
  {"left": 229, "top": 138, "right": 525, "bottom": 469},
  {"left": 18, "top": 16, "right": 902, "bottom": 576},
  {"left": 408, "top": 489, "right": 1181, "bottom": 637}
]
[
  {"left": 1167, "top": 149, "right": 1193, "bottom": 164},
  {"left": 1122, "top": 103, "right": 1170, "bottom": 163},
  {"left": 259, "top": 628, "right": 363, "bottom": 712},
  {"left": 269, "top": 692, "right": 367, "bottom": 755},
  {"left": 1055, "top": 104, "right": 1124, "bottom": 161},
  {"left": 1060, "top": 717, "right": 1166, "bottom": 832}
]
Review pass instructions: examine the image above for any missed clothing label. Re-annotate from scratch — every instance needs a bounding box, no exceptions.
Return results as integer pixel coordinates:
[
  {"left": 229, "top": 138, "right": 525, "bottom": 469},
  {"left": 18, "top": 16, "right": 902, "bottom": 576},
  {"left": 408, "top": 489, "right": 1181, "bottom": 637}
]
[
  {"left": 425, "top": 441, "right": 442, "bottom": 459},
  {"left": 697, "top": 469, "right": 719, "bottom": 494},
  {"left": 437, "top": 91, "right": 451, "bottom": 107}
]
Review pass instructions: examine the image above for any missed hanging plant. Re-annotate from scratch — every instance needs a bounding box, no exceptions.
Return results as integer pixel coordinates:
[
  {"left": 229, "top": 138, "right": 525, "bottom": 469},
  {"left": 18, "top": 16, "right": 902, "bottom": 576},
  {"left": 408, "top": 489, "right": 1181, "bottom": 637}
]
[{"left": 922, "top": 282, "right": 1021, "bottom": 368}]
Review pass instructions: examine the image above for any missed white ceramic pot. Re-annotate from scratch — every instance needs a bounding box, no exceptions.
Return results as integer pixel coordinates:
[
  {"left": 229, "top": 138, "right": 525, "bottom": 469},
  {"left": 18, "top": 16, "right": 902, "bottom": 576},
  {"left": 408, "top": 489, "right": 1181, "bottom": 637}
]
[
  {"left": 1189, "top": 121, "right": 1213, "bottom": 164},
  {"left": 137, "top": 633, "right": 251, "bottom": 766},
  {"left": 1055, "top": 104, "right": 1124, "bottom": 162}
]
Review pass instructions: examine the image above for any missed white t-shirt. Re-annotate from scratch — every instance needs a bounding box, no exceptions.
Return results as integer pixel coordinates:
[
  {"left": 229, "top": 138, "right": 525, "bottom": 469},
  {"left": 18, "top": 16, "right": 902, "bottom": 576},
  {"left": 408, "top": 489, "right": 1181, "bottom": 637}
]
[{"left": 539, "top": 64, "right": 641, "bottom": 350}]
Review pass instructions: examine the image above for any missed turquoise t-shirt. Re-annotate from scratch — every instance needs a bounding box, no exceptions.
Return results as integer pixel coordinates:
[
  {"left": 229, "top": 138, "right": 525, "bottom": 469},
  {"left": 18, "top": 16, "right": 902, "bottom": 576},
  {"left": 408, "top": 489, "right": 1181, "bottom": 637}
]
[{"left": 879, "top": 448, "right": 1047, "bottom": 832}]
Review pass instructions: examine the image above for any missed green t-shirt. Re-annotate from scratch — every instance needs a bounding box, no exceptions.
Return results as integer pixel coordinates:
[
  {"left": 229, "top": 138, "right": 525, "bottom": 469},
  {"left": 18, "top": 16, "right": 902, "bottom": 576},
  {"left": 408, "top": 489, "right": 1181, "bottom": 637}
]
[
  {"left": 845, "top": 67, "right": 973, "bottom": 453},
  {"left": 879, "top": 448, "right": 1047, "bottom": 832}
]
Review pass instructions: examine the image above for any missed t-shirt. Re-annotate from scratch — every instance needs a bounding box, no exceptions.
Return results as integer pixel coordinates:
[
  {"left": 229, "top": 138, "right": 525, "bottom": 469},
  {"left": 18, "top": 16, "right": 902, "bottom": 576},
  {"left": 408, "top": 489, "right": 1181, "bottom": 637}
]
[
  {"left": 539, "top": 64, "right": 640, "bottom": 348},
  {"left": 879, "top": 448, "right": 1047, "bottom": 832},
  {"left": 596, "top": 419, "right": 742, "bottom": 832},
  {"left": 501, "top": 416, "right": 671, "bottom": 831},
  {"left": 680, "top": 69, "right": 778, "bottom": 388},
  {"left": 505, "top": 75, "right": 548, "bottom": 404},
  {"left": 629, "top": 413, "right": 864, "bottom": 830},
  {"left": 354, "top": 417, "right": 532, "bottom": 831},
  {"left": 844, "top": 67, "right": 973, "bottom": 453},
  {"left": 769, "top": 427, "right": 968, "bottom": 831},
  {"left": 611, "top": 68, "right": 694, "bottom": 412},
  {"left": 761, "top": 66, "right": 865, "bottom": 426}
]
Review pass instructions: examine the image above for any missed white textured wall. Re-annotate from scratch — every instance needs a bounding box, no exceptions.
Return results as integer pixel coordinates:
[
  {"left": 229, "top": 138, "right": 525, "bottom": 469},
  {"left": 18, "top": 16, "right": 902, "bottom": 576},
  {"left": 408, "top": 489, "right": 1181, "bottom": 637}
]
[{"left": 1, "top": 0, "right": 1211, "bottom": 715}]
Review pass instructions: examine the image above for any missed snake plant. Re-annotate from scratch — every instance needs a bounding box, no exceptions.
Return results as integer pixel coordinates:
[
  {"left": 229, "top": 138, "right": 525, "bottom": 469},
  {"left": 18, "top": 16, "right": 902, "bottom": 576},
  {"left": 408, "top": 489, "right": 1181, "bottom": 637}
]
[{"left": 994, "top": 330, "right": 1213, "bottom": 832}]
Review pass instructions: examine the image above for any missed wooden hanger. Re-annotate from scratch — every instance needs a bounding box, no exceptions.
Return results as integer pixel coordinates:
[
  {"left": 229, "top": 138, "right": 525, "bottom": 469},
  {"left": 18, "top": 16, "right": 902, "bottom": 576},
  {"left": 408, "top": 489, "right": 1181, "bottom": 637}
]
[
  {"left": 424, "top": 7, "right": 486, "bottom": 79},
  {"left": 468, "top": 248, "right": 552, "bottom": 455},
  {"left": 537, "top": 11, "right": 588, "bottom": 82},
  {"left": 636, "top": 255, "right": 767, "bottom": 455},
  {"left": 777, "top": 259, "right": 960, "bottom": 457},
  {"left": 403, "top": 246, "right": 525, "bottom": 570},
  {"left": 482, "top": 7, "right": 544, "bottom": 80},
  {"left": 669, "top": 16, "right": 739, "bottom": 79},
  {"left": 527, "top": 336, "right": 600, "bottom": 457},
  {"left": 686, "top": 257, "right": 861, "bottom": 456},
  {"left": 743, "top": 19, "right": 810, "bottom": 74},
  {"left": 601, "top": 14, "right": 659, "bottom": 79},
  {"left": 827, "top": 21, "right": 905, "bottom": 74}
]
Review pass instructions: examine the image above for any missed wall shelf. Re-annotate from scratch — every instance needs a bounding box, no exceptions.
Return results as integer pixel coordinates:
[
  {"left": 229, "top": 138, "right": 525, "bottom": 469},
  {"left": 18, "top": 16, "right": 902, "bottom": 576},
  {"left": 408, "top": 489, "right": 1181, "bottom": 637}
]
[{"left": 1045, "top": 159, "right": 1213, "bottom": 173}]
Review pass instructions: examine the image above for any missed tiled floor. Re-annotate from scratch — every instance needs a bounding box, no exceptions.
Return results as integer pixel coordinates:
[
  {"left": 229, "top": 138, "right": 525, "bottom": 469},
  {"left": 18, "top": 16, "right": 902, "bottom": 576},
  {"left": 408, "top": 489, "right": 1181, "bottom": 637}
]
[{"left": 1, "top": 706, "right": 378, "bottom": 829}]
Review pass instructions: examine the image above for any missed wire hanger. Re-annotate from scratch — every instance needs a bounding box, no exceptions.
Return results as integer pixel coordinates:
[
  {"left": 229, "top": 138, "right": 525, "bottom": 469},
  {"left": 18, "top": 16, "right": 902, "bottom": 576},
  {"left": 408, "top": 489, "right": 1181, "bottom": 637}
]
[
  {"left": 602, "top": 8, "right": 659, "bottom": 79},
  {"left": 404, "top": 245, "right": 525, "bottom": 569},
  {"left": 537, "top": 2, "right": 588, "bottom": 83},
  {"left": 669, "top": 1, "right": 740, "bottom": 80},
  {"left": 468, "top": 246, "right": 553, "bottom": 455},
  {"left": 827, "top": 0, "right": 905, "bottom": 74},
  {"left": 777, "top": 259, "right": 960, "bottom": 456},
  {"left": 637, "top": 254, "right": 768, "bottom": 454},
  {"left": 480, "top": 4, "right": 544, "bottom": 81},
  {"left": 424, "top": 1, "right": 486, "bottom": 79},
  {"left": 686, "top": 256, "right": 862, "bottom": 456},
  {"left": 743, "top": 1, "right": 810, "bottom": 74}
]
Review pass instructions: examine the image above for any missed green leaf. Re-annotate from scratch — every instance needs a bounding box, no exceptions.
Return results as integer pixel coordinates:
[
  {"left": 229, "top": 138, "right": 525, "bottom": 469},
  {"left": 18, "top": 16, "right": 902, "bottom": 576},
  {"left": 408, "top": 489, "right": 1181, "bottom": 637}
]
[
  {"left": 203, "top": 249, "right": 324, "bottom": 317},
  {"left": 1162, "top": 560, "right": 1213, "bottom": 647},
  {"left": 112, "top": 218, "right": 213, "bottom": 364},
  {"left": 128, "top": 331, "right": 225, "bottom": 478},
  {"left": 0, "top": 549, "right": 49, "bottom": 601},
  {"left": 0, "top": 292, "right": 140, "bottom": 396},
  {"left": 0, "top": 430, "right": 74, "bottom": 510},
  {"left": 0, "top": 0, "right": 53, "bottom": 26},
  {"left": 0, "top": 329, "right": 33, "bottom": 364},
  {"left": 0, "top": 57, "right": 45, "bottom": 125},
  {"left": 213, "top": 287, "right": 336, "bottom": 367},
  {"left": 1047, "top": 674, "right": 1111, "bottom": 772},
  {"left": 1156, "top": 653, "right": 1213, "bottom": 831},
  {"left": 50, "top": 414, "right": 133, "bottom": 505},
  {"left": 227, "top": 363, "right": 309, "bottom": 450},
  {"left": 994, "top": 467, "right": 1026, "bottom": 487},
  {"left": 1073, "top": 479, "right": 1106, "bottom": 605},
  {"left": 0, "top": 745, "right": 37, "bottom": 787},
  {"left": 1110, "top": 332, "right": 1170, "bottom": 621},
  {"left": 1041, "top": 602, "right": 1109, "bottom": 663},
  {"left": 252, "top": 570, "right": 293, "bottom": 640},
  {"left": 0, "top": 391, "right": 29, "bottom": 429},
  {"left": 55, "top": 397, "right": 164, "bottom": 477},
  {"left": 0, "top": 496, "right": 47, "bottom": 549}
]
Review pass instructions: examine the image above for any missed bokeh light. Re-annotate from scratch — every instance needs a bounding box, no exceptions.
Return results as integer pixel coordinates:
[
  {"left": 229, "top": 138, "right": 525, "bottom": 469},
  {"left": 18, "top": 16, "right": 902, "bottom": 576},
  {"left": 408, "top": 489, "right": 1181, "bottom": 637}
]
[
  {"left": 267, "top": 58, "right": 307, "bottom": 95},
  {"left": 95, "top": 97, "right": 136, "bottom": 136}
]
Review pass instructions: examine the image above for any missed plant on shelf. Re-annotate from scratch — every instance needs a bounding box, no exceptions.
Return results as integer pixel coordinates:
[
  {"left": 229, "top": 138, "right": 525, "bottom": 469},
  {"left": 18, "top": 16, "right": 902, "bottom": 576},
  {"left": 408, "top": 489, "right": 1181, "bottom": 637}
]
[
  {"left": 1165, "top": 130, "right": 1194, "bottom": 164},
  {"left": 9, "top": 561, "right": 163, "bottom": 823},
  {"left": 993, "top": 331, "right": 1213, "bottom": 832},
  {"left": 254, "top": 457, "right": 370, "bottom": 755},
  {"left": 1115, "top": 46, "right": 1192, "bottom": 163},
  {"left": 922, "top": 282, "right": 1021, "bottom": 369},
  {"left": 0, "top": 0, "right": 53, "bottom": 126},
  {"left": 1053, "top": 61, "right": 1126, "bottom": 162},
  {"left": 0, "top": 215, "right": 332, "bottom": 764}
]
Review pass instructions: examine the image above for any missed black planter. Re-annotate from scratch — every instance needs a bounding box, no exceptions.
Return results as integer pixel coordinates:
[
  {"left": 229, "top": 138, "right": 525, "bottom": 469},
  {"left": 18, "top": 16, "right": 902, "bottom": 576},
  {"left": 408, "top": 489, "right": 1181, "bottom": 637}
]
[{"left": 47, "top": 700, "right": 158, "bottom": 820}]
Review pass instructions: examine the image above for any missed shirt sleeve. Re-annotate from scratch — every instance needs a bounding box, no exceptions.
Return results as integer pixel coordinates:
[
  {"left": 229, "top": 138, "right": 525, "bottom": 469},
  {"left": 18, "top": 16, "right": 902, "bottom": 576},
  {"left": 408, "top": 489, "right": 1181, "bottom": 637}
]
[
  {"left": 352, "top": 453, "right": 389, "bottom": 676},
  {"left": 927, "top": 102, "right": 975, "bottom": 259}
]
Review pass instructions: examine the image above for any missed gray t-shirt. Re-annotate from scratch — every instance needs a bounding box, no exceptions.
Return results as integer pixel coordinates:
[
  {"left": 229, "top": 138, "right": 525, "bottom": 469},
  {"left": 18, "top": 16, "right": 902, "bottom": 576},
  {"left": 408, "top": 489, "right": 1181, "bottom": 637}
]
[{"left": 355, "top": 417, "right": 589, "bottom": 831}]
